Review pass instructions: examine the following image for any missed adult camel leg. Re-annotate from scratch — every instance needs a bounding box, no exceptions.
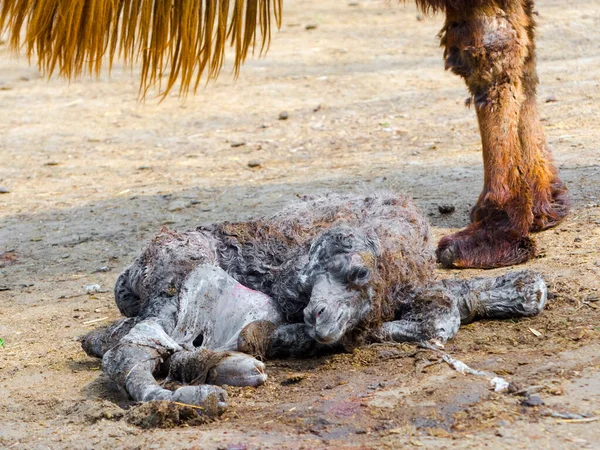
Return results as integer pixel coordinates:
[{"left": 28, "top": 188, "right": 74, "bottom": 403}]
[
  {"left": 518, "top": 2, "right": 569, "bottom": 231},
  {"left": 436, "top": 2, "right": 539, "bottom": 268},
  {"left": 467, "top": 2, "right": 569, "bottom": 231}
]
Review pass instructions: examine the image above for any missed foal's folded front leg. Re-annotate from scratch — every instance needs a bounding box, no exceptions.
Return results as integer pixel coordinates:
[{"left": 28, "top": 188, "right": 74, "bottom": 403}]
[
  {"left": 373, "top": 286, "right": 461, "bottom": 344},
  {"left": 167, "top": 349, "right": 267, "bottom": 388},
  {"left": 239, "top": 321, "right": 338, "bottom": 359},
  {"left": 441, "top": 269, "right": 547, "bottom": 324}
]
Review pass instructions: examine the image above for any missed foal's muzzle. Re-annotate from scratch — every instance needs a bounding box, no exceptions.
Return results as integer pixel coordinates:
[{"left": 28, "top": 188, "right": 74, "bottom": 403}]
[{"left": 304, "top": 302, "right": 345, "bottom": 344}]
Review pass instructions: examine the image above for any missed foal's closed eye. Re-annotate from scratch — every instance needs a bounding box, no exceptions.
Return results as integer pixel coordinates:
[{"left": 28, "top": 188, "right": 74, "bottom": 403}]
[{"left": 348, "top": 267, "right": 371, "bottom": 285}]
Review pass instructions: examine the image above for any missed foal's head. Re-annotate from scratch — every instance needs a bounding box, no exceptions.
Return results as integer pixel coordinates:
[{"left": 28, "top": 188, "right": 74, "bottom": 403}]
[{"left": 301, "top": 226, "right": 380, "bottom": 344}]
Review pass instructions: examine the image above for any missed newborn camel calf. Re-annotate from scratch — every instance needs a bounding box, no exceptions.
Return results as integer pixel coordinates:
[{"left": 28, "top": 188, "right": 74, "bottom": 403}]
[{"left": 82, "top": 191, "right": 547, "bottom": 412}]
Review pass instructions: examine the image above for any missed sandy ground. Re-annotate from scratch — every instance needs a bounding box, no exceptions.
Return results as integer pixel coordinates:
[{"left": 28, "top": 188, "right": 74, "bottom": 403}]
[{"left": 1, "top": 0, "right": 599, "bottom": 448}]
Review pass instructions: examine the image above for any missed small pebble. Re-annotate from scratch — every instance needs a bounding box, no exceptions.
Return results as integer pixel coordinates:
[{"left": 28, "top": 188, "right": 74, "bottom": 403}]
[
  {"left": 84, "top": 284, "right": 102, "bottom": 294},
  {"left": 167, "top": 200, "right": 187, "bottom": 212},
  {"left": 278, "top": 111, "right": 289, "bottom": 120},
  {"left": 230, "top": 141, "right": 246, "bottom": 148},
  {"left": 225, "top": 445, "right": 247, "bottom": 450},
  {"left": 521, "top": 395, "right": 544, "bottom": 407},
  {"left": 0, "top": 186, "right": 10, "bottom": 194},
  {"left": 247, "top": 160, "right": 262, "bottom": 168},
  {"left": 378, "top": 349, "right": 400, "bottom": 359},
  {"left": 438, "top": 204, "right": 456, "bottom": 214},
  {"left": 281, "top": 373, "right": 308, "bottom": 385},
  {"left": 545, "top": 95, "right": 558, "bottom": 103},
  {"left": 305, "top": 24, "right": 318, "bottom": 30}
]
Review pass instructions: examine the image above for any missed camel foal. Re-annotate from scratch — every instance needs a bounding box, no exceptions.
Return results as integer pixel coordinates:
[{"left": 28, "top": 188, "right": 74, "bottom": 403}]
[{"left": 82, "top": 191, "right": 547, "bottom": 412}]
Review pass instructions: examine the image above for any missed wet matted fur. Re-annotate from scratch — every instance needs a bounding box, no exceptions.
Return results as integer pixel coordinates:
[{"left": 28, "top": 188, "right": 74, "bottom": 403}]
[{"left": 81, "top": 191, "right": 548, "bottom": 413}]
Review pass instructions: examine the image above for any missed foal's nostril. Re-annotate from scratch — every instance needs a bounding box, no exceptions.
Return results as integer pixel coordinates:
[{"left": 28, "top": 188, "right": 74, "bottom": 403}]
[{"left": 316, "top": 306, "right": 326, "bottom": 318}]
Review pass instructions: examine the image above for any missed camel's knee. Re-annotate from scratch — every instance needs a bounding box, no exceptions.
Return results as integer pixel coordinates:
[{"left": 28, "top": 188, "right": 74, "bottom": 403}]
[
  {"left": 441, "top": 10, "right": 530, "bottom": 106},
  {"left": 374, "top": 310, "right": 459, "bottom": 344}
]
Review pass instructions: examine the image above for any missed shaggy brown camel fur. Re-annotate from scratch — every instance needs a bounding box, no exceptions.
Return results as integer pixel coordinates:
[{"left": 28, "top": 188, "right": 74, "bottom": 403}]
[{"left": 0, "top": 0, "right": 569, "bottom": 268}]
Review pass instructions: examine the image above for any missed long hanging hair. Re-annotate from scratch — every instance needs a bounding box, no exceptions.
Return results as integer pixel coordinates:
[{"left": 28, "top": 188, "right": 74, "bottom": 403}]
[
  {"left": 0, "top": 0, "right": 283, "bottom": 97},
  {"left": 0, "top": 1, "right": 484, "bottom": 98}
]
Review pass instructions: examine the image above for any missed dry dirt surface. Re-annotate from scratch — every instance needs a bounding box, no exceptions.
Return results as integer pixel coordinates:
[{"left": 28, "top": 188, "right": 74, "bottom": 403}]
[{"left": 1, "top": 1, "right": 599, "bottom": 449}]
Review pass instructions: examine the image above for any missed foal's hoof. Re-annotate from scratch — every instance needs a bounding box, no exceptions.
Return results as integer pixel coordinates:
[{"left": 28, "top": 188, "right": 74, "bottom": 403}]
[
  {"left": 490, "top": 270, "right": 548, "bottom": 318},
  {"left": 437, "top": 224, "right": 536, "bottom": 269},
  {"left": 171, "top": 385, "right": 228, "bottom": 416},
  {"left": 207, "top": 352, "right": 268, "bottom": 387}
]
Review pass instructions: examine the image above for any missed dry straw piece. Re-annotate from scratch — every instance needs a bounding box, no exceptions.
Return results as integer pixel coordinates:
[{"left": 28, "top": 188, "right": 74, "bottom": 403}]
[{"left": 0, "top": 0, "right": 283, "bottom": 97}]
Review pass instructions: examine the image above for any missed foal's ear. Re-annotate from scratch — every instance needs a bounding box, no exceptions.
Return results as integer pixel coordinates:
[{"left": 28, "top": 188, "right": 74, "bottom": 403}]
[
  {"left": 333, "top": 230, "right": 355, "bottom": 252},
  {"left": 363, "top": 231, "right": 381, "bottom": 256}
]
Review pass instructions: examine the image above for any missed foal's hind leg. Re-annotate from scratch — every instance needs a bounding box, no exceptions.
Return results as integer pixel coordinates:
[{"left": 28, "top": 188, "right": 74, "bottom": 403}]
[
  {"left": 101, "top": 320, "right": 227, "bottom": 412},
  {"left": 81, "top": 318, "right": 137, "bottom": 358},
  {"left": 436, "top": 3, "right": 545, "bottom": 268}
]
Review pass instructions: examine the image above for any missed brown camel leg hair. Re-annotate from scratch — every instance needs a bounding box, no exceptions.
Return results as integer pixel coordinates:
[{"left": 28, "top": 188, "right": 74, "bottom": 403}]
[
  {"left": 468, "top": 1, "right": 570, "bottom": 232},
  {"left": 437, "top": 1, "right": 542, "bottom": 269},
  {"left": 518, "top": 1, "right": 570, "bottom": 231}
]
